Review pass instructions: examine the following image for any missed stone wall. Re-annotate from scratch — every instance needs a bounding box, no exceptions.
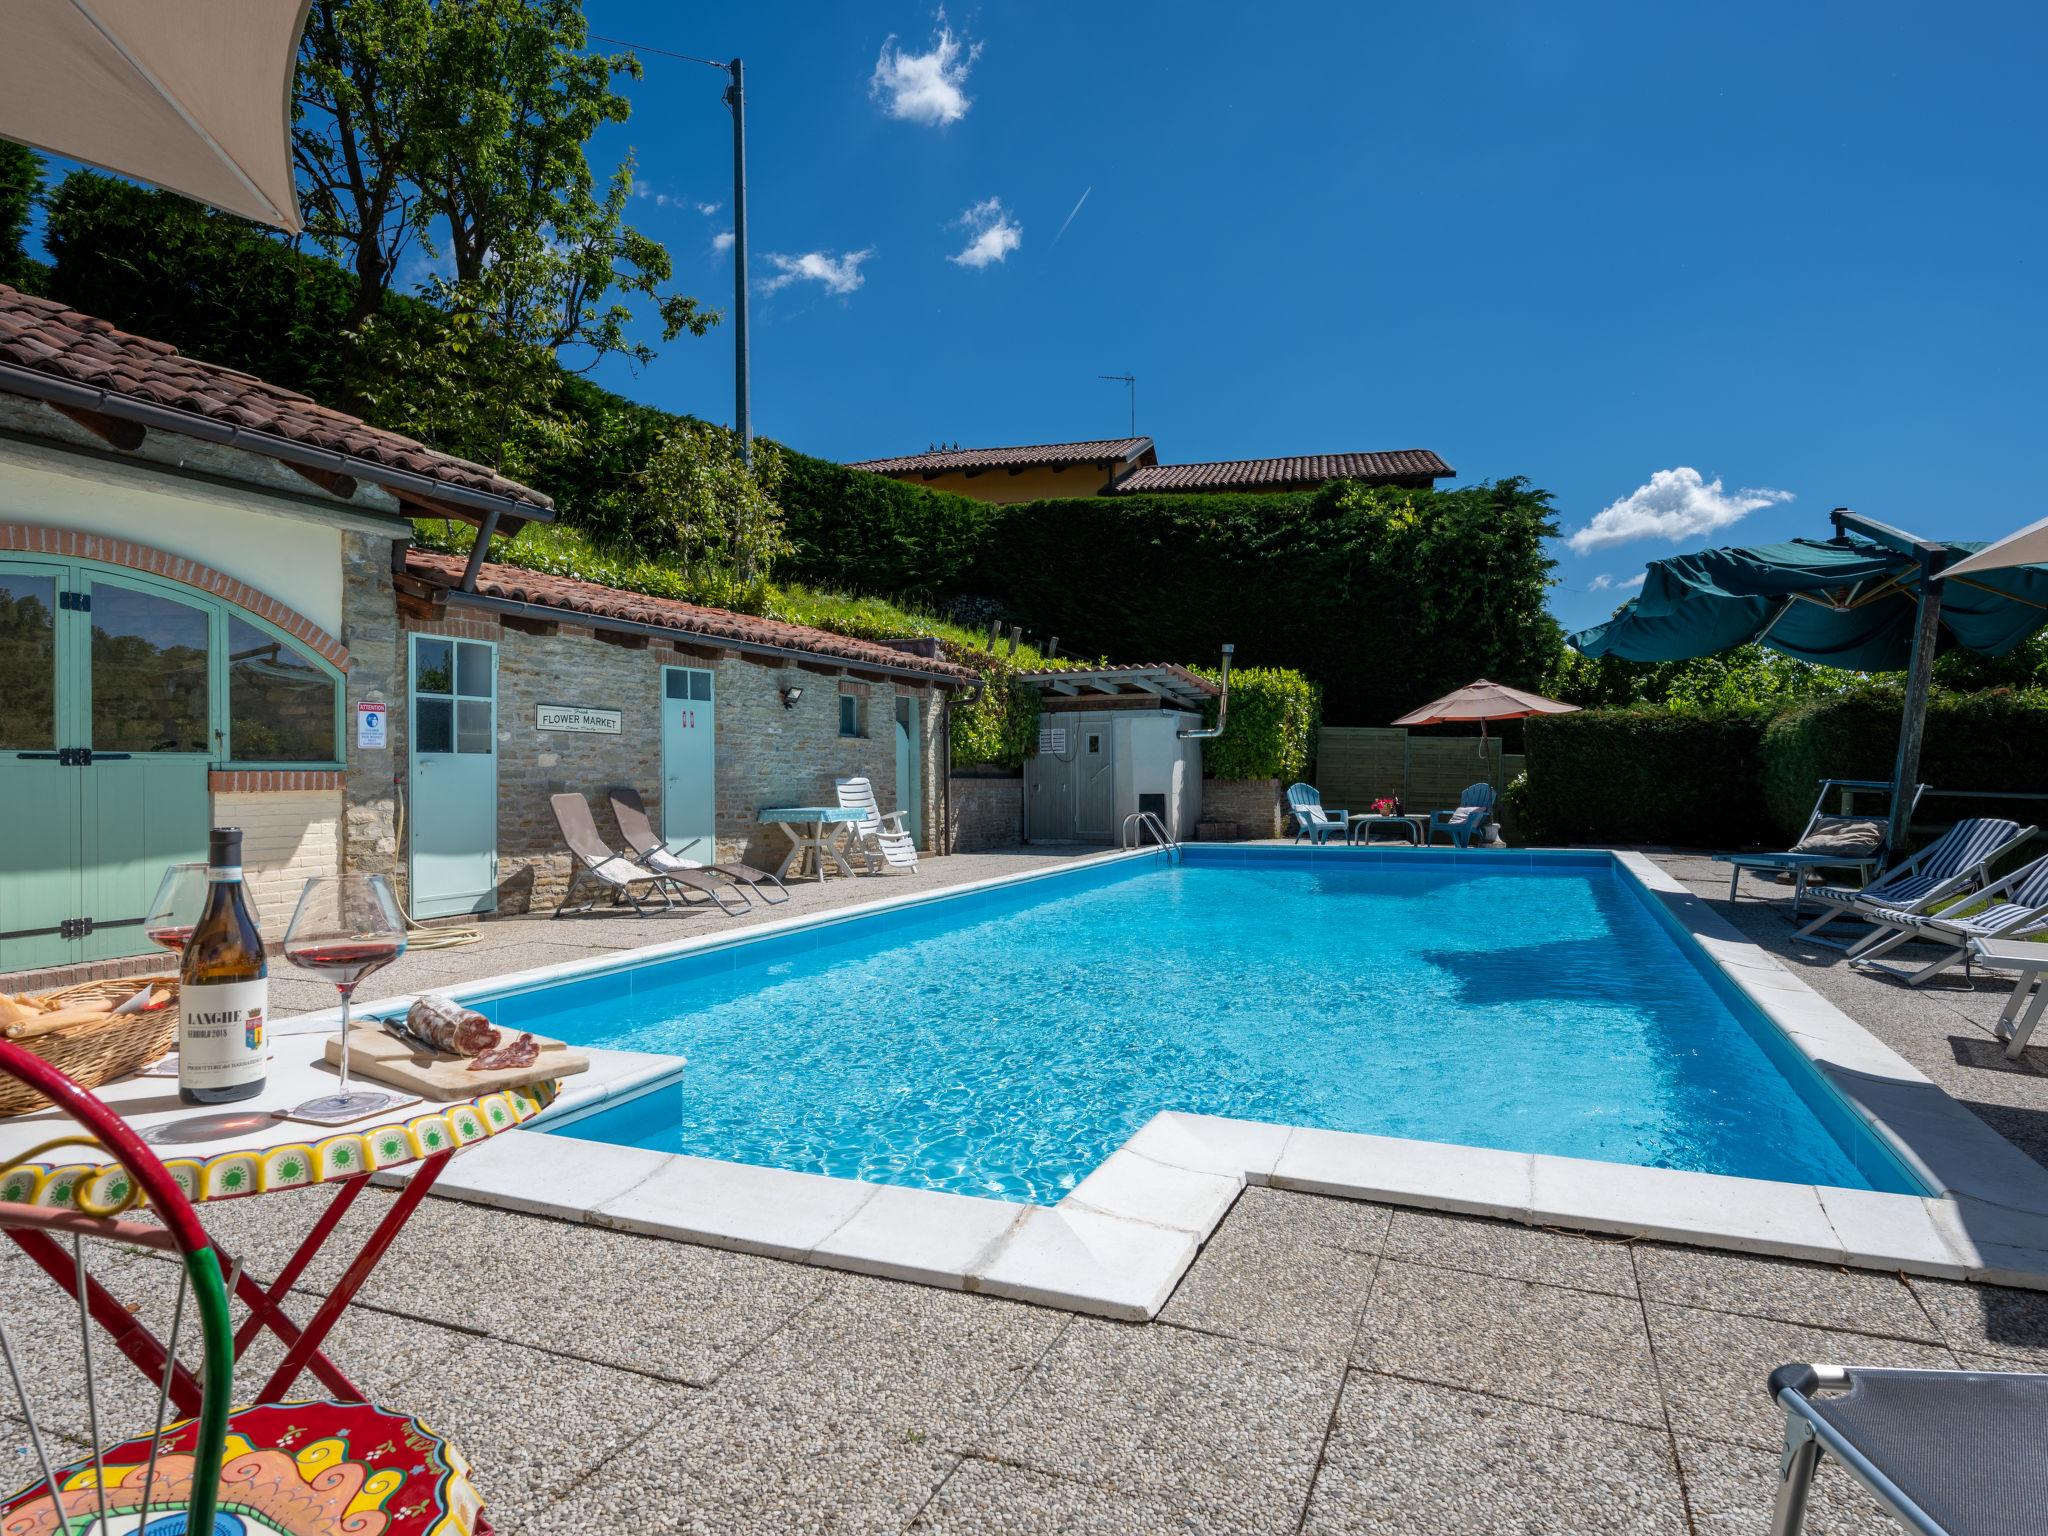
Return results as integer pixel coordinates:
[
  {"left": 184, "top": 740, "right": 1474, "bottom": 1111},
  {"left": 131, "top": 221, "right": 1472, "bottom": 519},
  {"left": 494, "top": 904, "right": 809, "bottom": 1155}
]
[
  {"left": 1201, "top": 777, "right": 1284, "bottom": 839},
  {"left": 338, "top": 545, "right": 948, "bottom": 913},
  {"left": 947, "top": 776, "right": 1023, "bottom": 851}
]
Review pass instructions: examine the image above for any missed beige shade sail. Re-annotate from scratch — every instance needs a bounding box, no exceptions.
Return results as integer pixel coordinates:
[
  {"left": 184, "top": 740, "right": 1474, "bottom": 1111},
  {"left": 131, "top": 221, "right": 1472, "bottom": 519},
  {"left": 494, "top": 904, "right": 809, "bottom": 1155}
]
[
  {"left": 1944, "top": 514, "right": 2048, "bottom": 580},
  {"left": 0, "top": 0, "right": 310, "bottom": 231},
  {"left": 1391, "top": 678, "right": 1580, "bottom": 727}
]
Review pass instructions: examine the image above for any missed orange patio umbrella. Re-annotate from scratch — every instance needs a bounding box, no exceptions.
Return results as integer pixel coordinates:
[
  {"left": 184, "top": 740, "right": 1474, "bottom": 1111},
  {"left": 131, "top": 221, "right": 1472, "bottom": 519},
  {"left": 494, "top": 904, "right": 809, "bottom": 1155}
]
[{"left": 1391, "top": 678, "right": 1580, "bottom": 773}]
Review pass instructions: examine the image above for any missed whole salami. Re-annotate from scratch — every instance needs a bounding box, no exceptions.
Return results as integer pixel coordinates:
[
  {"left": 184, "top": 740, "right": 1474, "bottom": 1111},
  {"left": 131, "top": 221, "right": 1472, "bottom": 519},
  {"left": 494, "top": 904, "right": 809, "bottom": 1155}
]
[
  {"left": 467, "top": 1032, "right": 541, "bottom": 1072},
  {"left": 390, "top": 995, "right": 500, "bottom": 1056}
]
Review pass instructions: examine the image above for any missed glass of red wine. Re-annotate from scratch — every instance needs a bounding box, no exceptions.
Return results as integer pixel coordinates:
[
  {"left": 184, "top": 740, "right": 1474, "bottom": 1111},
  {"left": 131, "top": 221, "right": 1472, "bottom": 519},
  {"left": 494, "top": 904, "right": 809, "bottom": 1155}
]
[
  {"left": 143, "top": 862, "right": 207, "bottom": 958},
  {"left": 283, "top": 873, "right": 408, "bottom": 1120}
]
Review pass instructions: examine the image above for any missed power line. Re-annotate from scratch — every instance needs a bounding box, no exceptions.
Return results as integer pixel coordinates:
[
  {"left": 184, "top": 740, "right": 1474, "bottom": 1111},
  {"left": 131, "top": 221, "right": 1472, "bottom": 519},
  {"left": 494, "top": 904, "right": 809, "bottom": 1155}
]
[{"left": 588, "top": 32, "right": 729, "bottom": 70}]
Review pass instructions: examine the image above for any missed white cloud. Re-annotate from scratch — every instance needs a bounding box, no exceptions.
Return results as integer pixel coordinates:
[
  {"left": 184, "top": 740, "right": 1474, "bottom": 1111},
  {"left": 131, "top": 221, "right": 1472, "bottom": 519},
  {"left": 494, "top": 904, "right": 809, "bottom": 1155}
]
[
  {"left": 758, "top": 248, "right": 873, "bottom": 296},
  {"left": 1567, "top": 467, "right": 1793, "bottom": 554},
  {"left": 712, "top": 230, "right": 735, "bottom": 254},
  {"left": 1621, "top": 572, "right": 1646, "bottom": 590},
  {"left": 870, "top": 13, "right": 980, "bottom": 126},
  {"left": 948, "top": 197, "right": 1022, "bottom": 268},
  {"left": 696, "top": 201, "right": 722, "bottom": 217},
  {"left": 1588, "top": 573, "right": 1614, "bottom": 592}
]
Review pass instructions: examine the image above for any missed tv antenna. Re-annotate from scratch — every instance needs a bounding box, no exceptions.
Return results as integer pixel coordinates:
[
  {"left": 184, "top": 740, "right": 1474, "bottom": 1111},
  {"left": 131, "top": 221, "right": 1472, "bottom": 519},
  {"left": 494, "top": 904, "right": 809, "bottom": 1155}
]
[{"left": 1099, "top": 373, "right": 1136, "bottom": 437}]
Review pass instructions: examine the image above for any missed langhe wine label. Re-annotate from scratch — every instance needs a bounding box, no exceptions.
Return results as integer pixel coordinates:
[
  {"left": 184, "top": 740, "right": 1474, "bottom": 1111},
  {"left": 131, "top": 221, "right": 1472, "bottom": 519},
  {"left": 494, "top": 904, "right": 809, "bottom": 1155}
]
[{"left": 180, "top": 980, "right": 267, "bottom": 1092}]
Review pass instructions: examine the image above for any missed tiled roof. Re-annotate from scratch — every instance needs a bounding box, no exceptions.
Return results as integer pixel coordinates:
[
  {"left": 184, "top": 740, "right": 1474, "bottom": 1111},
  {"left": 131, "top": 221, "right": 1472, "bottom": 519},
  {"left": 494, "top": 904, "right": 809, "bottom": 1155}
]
[
  {"left": 1112, "top": 450, "right": 1454, "bottom": 493},
  {"left": 0, "top": 284, "right": 551, "bottom": 516},
  {"left": 406, "top": 550, "right": 979, "bottom": 683},
  {"left": 847, "top": 438, "right": 1155, "bottom": 474}
]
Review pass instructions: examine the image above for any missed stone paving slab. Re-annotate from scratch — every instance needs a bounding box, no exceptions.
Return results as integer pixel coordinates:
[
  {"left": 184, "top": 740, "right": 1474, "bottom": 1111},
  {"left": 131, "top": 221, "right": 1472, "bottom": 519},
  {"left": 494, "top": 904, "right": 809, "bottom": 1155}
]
[
  {"left": 1632, "top": 1239, "right": 1940, "bottom": 1340},
  {"left": 1646, "top": 1300, "right": 1958, "bottom": 1449},
  {"left": 1157, "top": 1196, "right": 1381, "bottom": 1356},
  {"left": 1383, "top": 1207, "right": 1639, "bottom": 1296},
  {"left": 1673, "top": 1431, "right": 1896, "bottom": 1535},
  {"left": 1356, "top": 1260, "right": 1664, "bottom": 1427},
  {"left": 908, "top": 1457, "right": 1196, "bottom": 1534},
  {"left": 1906, "top": 1273, "right": 2048, "bottom": 1366},
  {"left": 971, "top": 1317, "right": 1342, "bottom": 1534},
  {"left": 1302, "top": 1373, "right": 1691, "bottom": 1536}
]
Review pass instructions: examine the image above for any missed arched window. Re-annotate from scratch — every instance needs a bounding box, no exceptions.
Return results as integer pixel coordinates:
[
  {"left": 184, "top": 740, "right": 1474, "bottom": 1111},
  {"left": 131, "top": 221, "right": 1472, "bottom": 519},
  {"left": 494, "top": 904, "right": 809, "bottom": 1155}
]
[{"left": 0, "top": 555, "right": 344, "bottom": 767}]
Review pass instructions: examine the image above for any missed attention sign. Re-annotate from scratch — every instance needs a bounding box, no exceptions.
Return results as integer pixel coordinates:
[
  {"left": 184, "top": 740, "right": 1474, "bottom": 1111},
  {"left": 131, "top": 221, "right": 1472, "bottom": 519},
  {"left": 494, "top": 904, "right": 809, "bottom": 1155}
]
[{"left": 536, "top": 704, "right": 622, "bottom": 734}]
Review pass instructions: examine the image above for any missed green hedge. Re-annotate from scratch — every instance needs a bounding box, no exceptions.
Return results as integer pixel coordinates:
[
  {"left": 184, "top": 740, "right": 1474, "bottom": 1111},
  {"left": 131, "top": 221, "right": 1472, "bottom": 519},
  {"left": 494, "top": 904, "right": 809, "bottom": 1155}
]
[
  {"left": 967, "top": 479, "right": 1561, "bottom": 724},
  {"left": 947, "top": 647, "right": 1044, "bottom": 770},
  {"left": 1762, "top": 687, "right": 2048, "bottom": 840},
  {"left": 1519, "top": 708, "right": 1774, "bottom": 846},
  {"left": 777, "top": 457, "right": 990, "bottom": 601},
  {"left": 1195, "top": 666, "right": 1320, "bottom": 782}
]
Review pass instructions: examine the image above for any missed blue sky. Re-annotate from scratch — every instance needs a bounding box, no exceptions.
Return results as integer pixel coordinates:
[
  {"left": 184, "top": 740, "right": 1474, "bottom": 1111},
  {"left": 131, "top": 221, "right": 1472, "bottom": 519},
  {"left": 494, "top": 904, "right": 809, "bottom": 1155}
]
[{"left": 574, "top": 1, "right": 2047, "bottom": 633}]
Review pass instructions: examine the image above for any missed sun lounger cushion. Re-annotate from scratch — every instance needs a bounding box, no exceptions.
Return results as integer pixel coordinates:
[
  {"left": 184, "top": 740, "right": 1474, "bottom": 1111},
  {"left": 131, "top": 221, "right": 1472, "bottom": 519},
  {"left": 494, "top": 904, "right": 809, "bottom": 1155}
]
[{"left": 1791, "top": 816, "right": 1886, "bottom": 856}]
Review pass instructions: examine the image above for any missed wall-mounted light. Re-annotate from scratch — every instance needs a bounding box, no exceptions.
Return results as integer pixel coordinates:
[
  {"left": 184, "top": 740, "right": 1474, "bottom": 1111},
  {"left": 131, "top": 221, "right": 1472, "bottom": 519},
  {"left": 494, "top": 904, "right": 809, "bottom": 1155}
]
[{"left": 780, "top": 684, "right": 804, "bottom": 710}]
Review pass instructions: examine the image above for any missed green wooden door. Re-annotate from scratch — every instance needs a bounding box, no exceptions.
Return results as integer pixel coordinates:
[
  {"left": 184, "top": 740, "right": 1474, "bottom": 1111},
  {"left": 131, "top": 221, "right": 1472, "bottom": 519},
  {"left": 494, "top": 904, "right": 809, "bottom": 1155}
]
[
  {"left": 660, "top": 666, "right": 717, "bottom": 861},
  {"left": 0, "top": 563, "right": 210, "bottom": 970},
  {"left": 0, "top": 560, "right": 83, "bottom": 971},
  {"left": 79, "top": 572, "right": 213, "bottom": 959}
]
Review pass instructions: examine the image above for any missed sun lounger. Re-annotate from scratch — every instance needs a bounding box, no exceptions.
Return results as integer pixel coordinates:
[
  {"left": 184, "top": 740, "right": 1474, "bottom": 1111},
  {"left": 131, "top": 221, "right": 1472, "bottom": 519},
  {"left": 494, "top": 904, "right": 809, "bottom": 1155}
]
[
  {"left": 608, "top": 786, "right": 788, "bottom": 907},
  {"left": 1848, "top": 851, "right": 2048, "bottom": 985},
  {"left": 1789, "top": 817, "right": 2033, "bottom": 948},
  {"left": 1429, "top": 783, "right": 1497, "bottom": 848},
  {"left": 835, "top": 776, "right": 919, "bottom": 871},
  {"left": 1716, "top": 778, "right": 1920, "bottom": 912},
  {"left": 549, "top": 792, "right": 733, "bottom": 917},
  {"left": 1767, "top": 1361, "right": 2048, "bottom": 1536},
  {"left": 1285, "top": 783, "right": 1350, "bottom": 845}
]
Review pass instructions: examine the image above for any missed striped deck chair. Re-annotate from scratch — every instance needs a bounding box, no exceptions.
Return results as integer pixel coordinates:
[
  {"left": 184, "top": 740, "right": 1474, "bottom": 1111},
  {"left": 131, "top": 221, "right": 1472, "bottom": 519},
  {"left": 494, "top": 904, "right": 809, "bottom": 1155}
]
[
  {"left": 1792, "top": 817, "right": 2033, "bottom": 947},
  {"left": 1849, "top": 850, "right": 2048, "bottom": 985}
]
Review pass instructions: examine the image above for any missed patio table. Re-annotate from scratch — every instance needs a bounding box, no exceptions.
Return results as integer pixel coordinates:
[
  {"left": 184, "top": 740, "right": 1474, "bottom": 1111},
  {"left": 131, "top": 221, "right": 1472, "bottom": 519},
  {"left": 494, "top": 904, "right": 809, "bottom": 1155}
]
[
  {"left": 759, "top": 805, "right": 866, "bottom": 882},
  {"left": 1347, "top": 814, "right": 1429, "bottom": 846},
  {"left": 0, "top": 1027, "right": 555, "bottom": 1413},
  {"left": 1972, "top": 937, "right": 2048, "bottom": 1059}
]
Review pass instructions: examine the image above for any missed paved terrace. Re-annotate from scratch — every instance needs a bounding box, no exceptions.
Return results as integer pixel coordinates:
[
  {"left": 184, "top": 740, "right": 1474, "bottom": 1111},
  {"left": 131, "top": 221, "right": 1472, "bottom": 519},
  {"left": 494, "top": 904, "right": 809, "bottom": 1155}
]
[{"left": 5, "top": 847, "right": 2047, "bottom": 1533}]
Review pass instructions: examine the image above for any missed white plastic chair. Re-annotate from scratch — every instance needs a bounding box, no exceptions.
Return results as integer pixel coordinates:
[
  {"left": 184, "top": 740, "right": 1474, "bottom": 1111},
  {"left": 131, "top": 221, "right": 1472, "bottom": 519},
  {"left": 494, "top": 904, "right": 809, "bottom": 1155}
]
[{"left": 834, "top": 776, "right": 919, "bottom": 872}]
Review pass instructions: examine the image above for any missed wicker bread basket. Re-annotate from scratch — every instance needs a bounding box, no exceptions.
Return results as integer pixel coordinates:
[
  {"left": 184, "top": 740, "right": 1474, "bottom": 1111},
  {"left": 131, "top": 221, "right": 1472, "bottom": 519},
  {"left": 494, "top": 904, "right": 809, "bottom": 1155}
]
[{"left": 0, "top": 976, "right": 180, "bottom": 1116}]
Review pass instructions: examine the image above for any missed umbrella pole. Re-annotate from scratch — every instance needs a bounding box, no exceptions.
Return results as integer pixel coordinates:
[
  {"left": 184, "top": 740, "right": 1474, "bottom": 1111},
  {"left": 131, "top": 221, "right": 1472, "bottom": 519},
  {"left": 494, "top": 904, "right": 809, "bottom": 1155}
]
[{"left": 1886, "top": 559, "right": 1944, "bottom": 859}]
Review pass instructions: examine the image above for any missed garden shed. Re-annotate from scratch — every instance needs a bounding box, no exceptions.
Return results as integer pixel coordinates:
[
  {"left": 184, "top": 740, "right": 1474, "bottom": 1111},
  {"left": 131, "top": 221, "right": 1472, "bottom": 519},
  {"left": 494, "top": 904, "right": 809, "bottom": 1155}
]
[{"left": 1013, "top": 665, "right": 1217, "bottom": 843}]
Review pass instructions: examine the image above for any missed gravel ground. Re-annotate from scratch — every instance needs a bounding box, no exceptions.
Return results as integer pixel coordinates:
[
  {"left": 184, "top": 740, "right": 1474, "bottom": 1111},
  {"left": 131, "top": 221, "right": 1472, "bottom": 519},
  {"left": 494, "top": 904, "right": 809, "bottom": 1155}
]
[{"left": 8, "top": 845, "right": 2048, "bottom": 1533}]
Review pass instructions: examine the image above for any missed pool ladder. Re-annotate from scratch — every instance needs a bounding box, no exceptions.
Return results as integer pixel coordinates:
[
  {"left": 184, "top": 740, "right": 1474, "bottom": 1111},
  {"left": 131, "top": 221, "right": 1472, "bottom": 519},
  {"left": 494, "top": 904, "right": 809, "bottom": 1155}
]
[{"left": 1121, "top": 811, "right": 1180, "bottom": 861}]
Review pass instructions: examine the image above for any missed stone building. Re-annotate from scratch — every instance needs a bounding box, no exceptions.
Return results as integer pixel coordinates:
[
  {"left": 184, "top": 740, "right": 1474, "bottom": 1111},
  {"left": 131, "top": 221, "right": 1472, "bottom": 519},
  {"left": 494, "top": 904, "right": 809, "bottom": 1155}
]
[{"left": 0, "top": 284, "right": 970, "bottom": 985}]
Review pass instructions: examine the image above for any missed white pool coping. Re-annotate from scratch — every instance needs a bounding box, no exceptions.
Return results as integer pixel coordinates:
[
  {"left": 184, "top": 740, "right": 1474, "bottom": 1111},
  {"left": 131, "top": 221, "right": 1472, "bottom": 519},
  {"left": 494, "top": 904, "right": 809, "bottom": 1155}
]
[{"left": 328, "top": 846, "right": 2048, "bottom": 1320}]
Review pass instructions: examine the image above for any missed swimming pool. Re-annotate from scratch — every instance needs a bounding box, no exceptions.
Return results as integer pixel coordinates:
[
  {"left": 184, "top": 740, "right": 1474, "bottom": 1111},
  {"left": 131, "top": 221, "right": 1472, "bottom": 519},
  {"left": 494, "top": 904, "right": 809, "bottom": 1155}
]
[{"left": 435, "top": 848, "right": 1923, "bottom": 1203}]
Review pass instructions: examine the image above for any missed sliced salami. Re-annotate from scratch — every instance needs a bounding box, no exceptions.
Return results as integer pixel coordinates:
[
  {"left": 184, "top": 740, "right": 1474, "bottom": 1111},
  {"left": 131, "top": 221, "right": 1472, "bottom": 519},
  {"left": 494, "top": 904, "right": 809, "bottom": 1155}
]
[{"left": 467, "top": 1031, "right": 541, "bottom": 1071}]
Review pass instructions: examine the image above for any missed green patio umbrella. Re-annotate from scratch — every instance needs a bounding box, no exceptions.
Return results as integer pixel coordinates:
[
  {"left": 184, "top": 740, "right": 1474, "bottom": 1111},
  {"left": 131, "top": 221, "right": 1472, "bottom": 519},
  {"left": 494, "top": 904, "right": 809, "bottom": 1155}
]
[{"left": 1568, "top": 511, "right": 2048, "bottom": 851}]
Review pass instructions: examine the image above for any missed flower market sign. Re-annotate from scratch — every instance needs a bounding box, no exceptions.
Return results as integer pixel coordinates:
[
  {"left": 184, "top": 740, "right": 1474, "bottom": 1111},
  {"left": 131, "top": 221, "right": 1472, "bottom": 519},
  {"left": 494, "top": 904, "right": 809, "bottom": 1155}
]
[{"left": 536, "top": 704, "right": 622, "bottom": 734}]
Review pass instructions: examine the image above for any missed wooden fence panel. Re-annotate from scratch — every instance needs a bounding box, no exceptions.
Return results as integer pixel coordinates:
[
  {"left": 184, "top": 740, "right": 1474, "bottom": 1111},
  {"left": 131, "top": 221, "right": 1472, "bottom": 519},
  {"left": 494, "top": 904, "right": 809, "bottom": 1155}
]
[{"left": 1316, "top": 729, "right": 1516, "bottom": 816}]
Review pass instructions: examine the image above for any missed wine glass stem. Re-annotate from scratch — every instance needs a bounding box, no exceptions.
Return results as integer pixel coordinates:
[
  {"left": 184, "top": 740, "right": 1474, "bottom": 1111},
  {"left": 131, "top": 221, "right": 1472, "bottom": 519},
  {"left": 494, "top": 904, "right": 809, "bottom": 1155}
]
[{"left": 335, "top": 985, "right": 354, "bottom": 1094}]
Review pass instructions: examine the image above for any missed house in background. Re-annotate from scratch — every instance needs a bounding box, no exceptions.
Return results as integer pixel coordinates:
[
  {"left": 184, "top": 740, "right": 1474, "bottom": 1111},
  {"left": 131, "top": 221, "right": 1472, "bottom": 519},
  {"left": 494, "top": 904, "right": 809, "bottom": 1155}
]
[
  {"left": 0, "top": 285, "right": 967, "bottom": 988},
  {"left": 847, "top": 438, "right": 1454, "bottom": 504}
]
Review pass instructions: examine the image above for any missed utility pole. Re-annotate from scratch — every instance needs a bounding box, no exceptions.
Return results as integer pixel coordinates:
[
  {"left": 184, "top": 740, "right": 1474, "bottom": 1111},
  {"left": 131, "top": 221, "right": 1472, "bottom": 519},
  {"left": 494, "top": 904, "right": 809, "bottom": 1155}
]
[{"left": 725, "top": 58, "right": 752, "bottom": 468}]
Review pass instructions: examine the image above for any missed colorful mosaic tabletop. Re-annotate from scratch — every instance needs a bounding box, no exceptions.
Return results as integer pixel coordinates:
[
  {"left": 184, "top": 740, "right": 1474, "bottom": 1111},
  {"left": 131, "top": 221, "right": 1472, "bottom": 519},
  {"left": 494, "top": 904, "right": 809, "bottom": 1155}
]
[
  {"left": 2, "top": 1398, "right": 483, "bottom": 1536},
  {"left": 0, "top": 1031, "right": 556, "bottom": 1213}
]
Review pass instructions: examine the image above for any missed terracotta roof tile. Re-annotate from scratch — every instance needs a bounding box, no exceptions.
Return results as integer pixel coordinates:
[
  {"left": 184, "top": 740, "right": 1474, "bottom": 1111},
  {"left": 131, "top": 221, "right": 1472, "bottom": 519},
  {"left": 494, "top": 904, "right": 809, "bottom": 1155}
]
[
  {"left": 405, "top": 550, "right": 978, "bottom": 683},
  {"left": 0, "top": 283, "right": 551, "bottom": 514},
  {"left": 1112, "top": 450, "right": 1454, "bottom": 493},
  {"left": 847, "top": 438, "right": 1155, "bottom": 474}
]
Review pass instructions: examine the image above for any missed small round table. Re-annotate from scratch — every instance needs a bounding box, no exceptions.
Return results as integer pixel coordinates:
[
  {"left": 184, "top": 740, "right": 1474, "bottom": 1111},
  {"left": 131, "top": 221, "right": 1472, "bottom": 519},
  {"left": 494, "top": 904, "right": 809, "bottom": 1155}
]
[{"left": 0, "top": 1030, "right": 555, "bottom": 1414}]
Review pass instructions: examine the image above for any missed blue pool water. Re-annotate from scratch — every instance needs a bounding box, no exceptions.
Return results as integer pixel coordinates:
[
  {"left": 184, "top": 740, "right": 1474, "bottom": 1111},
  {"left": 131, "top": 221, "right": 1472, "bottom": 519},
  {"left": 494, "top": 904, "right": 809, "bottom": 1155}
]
[{"left": 458, "top": 851, "right": 1920, "bottom": 1202}]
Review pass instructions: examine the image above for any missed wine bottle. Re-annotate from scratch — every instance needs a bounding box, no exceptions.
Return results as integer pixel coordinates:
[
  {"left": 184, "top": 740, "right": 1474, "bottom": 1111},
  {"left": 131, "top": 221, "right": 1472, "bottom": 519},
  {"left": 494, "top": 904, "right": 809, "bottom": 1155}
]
[{"left": 178, "top": 827, "right": 268, "bottom": 1105}]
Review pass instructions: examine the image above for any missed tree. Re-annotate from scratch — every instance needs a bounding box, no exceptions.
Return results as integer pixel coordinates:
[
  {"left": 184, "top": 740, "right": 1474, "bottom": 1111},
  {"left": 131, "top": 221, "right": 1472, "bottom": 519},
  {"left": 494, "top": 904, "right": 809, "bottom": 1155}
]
[
  {"left": 0, "top": 142, "right": 44, "bottom": 288},
  {"left": 634, "top": 423, "right": 791, "bottom": 593},
  {"left": 293, "top": 0, "right": 709, "bottom": 365}
]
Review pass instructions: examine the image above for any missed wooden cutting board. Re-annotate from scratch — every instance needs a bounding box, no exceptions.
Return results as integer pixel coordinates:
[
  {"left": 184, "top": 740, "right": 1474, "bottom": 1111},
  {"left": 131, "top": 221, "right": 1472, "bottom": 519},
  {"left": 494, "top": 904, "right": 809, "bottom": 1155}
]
[{"left": 324, "top": 1027, "right": 588, "bottom": 1100}]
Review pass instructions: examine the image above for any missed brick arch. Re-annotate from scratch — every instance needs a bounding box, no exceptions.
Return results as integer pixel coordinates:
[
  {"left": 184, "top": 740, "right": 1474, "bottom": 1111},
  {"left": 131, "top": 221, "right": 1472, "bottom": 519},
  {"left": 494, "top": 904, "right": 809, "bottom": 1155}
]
[{"left": 0, "top": 522, "right": 351, "bottom": 670}]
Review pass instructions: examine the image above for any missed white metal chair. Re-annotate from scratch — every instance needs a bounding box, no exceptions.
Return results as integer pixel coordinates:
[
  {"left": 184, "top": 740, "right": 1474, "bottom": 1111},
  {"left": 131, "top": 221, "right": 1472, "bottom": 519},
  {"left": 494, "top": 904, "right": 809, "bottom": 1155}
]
[{"left": 834, "top": 776, "right": 919, "bottom": 872}]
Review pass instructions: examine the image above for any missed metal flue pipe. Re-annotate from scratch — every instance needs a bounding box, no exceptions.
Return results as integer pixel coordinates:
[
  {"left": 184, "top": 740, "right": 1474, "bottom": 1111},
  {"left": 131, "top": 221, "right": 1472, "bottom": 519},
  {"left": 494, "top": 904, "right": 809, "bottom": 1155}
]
[{"left": 1178, "top": 643, "right": 1234, "bottom": 739}]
